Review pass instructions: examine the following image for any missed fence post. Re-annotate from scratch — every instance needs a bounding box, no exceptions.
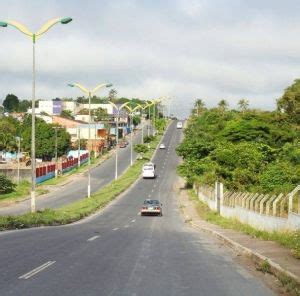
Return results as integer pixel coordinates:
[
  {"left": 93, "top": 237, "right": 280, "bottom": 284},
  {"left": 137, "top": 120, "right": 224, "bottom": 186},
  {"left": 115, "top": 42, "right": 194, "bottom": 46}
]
[{"left": 215, "top": 182, "right": 223, "bottom": 214}]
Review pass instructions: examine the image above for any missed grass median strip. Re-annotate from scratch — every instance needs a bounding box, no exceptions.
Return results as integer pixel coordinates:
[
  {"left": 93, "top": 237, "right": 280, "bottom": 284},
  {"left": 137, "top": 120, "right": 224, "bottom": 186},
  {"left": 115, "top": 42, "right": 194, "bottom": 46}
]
[
  {"left": 188, "top": 189, "right": 300, "bottom": 259},
  {"left": 0, "top": 134, "right": 163, "bottom": 231}
]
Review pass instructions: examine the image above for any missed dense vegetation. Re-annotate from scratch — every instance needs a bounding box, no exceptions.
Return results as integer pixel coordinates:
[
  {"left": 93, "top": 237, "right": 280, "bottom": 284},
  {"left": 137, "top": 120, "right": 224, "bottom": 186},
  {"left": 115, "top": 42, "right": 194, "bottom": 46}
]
[{"left": 177, "top": 82, "right": 300, "bottom": 194}]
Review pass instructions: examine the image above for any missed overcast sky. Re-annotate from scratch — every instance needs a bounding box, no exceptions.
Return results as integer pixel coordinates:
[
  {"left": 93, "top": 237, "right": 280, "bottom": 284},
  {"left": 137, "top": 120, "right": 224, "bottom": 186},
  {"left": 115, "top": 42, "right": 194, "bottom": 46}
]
[{"left": 1, "top": 0, "right": 300, "bottom": 118}]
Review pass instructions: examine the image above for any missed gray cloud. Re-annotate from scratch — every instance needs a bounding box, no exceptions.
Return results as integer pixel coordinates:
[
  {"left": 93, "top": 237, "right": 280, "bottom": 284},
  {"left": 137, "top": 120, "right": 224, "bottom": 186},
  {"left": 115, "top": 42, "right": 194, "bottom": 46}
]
[{"left": 1, "top": 0, "right": 300, "bottom": 117}]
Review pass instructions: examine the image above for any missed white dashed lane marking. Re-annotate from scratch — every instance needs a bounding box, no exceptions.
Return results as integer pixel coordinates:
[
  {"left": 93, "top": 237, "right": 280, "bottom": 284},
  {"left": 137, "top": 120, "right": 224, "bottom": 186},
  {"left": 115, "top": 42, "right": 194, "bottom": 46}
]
[
  {"left": 19, "top": 261, "right": 56, "bottom": 280},
  {"left": 87, "top": 235, "right": 100, "bottom": 242},
  {"left": 113, "top": 228, "right": 119, "bottom": 231},
  {"left": 124, "top": 225, "right": 129, "bottom": 228},
  {"left": 131, "top": 219, "right": 136, "bottom": 223}
]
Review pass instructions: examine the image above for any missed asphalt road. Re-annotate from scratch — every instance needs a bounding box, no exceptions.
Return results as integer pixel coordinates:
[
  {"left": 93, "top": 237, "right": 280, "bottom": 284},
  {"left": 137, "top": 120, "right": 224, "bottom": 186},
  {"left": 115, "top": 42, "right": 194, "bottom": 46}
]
[
  {"left": 0, "top": 124, "right": 151, "bottom": 216},
  {"left": 0, "top": 121, "right": 275, "bottom": 296}
]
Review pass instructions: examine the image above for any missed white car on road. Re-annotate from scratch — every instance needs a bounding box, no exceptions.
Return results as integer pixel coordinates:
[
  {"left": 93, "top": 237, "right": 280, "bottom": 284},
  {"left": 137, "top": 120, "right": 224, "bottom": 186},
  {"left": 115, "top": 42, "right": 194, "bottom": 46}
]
[
  {"left": 159, "top": 143, "right": 166, "bottom": 149},
  {"left": 142, "top": 162, "right": 155, "bottom": 178},
  {"left": 176, "top": 121, "right": 183, "bottom": 129}
]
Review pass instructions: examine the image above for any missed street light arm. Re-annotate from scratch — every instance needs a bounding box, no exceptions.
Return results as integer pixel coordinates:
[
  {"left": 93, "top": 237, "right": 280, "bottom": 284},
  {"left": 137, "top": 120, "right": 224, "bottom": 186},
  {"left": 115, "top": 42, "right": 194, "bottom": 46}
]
[
  {"left": 120, "top": 102, "right": 130, "bottom": 110},
  {"left": 68, "top": 83, "right": 89, "bottom": 95},
  {"left": 1, "top": 20, "right": 33, "bottom": 37},
  {"left": 36, "top": 17, "right": 72, "bottom": 37},
  {"left": 91, "top": 83, "right": 112, "bottom": 95}
]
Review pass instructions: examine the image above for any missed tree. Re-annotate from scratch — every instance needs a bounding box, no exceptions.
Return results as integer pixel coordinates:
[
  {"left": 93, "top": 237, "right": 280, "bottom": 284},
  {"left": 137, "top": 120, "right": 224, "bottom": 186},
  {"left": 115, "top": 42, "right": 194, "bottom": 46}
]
[
  {"left": 93, "top": 107, "right": 108, "bottom": 122},
  {"left": 108, "top": 88, "right": 117, "bottom": 101},
  {"left": 134, "top": 144, "right": 148, "bottom": 154},
  {"left": 77, "top": 108, "right": 89, "bottom": 115},
  {"left": 73, "top": 139, "right": 87, "bottom": 150},
  {"left": 3, "top": 94, "right": 19, "bottom": 112},
  {"left": 238, "top": 99, "right": 249, "bottom": 114},
  {"left": 132, "top": 115, "right": 141, "bottom": 127},
  {"left": 0, "top": 174, "right": 16, "bottom": 194},
  {"left": 0, "top": 118, "right": 18, "bottom": 151},
  {"left": 277, "top": 79, "right": 300, "bottom": 123},
  {"left": 218, "top": 99, "right": 229, "bottom": 115},
  {"left": 60, "top": 110, "right": 74, "bottom": 120},
  {"left": 18, "top": 100, "right": 31, "bottom": 112},
  {"left": 21, "top": 115, "right": 71, "bottom": 160},
  {"left": 194, "top": 99, "right": 205, "bottom": 116}
]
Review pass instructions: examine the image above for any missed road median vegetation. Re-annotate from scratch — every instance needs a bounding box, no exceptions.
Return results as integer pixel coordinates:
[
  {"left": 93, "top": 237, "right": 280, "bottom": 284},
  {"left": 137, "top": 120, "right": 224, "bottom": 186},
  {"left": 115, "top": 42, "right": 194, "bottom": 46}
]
[{"left": 0, "top": 128, "right": 165, "bottom": 231}]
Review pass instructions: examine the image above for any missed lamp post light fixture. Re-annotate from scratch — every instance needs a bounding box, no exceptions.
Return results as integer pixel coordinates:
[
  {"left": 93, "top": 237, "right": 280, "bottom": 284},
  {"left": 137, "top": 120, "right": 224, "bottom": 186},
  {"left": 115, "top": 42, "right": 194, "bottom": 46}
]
[
  {"left": 124, "top": 104, "right": 142, "bottom": 166},
  {"left": 68, "top": 83, "right": 112, "bottom": 198},
  {"left": 0, "top": 17, "right": 73, "bottom": 213},
  {"left": 107, "top": 101, "right": 130, "bottom": 180}
]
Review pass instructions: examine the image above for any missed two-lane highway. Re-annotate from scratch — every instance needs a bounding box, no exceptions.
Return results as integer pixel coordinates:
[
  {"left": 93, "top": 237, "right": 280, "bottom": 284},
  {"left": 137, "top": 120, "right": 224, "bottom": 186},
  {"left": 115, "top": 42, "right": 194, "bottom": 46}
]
[
  {"left": 0, "top": 121, "right": 275, "bottom": 296},
  {"left": 0, "top": 124, "right": 149, "bottom": 216}
]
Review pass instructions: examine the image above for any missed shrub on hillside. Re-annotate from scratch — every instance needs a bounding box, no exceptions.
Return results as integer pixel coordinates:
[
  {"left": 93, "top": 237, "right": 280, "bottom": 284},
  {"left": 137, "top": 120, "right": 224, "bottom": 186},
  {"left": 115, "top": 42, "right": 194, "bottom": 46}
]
[{"left": 0, "top": 174, "right": 16, "bottom": 194}]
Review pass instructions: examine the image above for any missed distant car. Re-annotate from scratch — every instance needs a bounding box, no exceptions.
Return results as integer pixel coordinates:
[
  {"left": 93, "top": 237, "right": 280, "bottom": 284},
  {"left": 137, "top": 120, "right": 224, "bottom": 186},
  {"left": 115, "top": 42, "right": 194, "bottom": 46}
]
[
  {"left": 142, "top": 162, "right": 155, "bottom": 178},
  {"left": 176, "top": 121, "right": 183, "bottom": 129},
  {"left": 141, "top": 199, "right": 162, "bottom": 216},
  {"left": 159, "top": 143, "right": 166, "bottom": 149},
  {"left": 119, "top": 142, "right": 126, "bottom": 148}
]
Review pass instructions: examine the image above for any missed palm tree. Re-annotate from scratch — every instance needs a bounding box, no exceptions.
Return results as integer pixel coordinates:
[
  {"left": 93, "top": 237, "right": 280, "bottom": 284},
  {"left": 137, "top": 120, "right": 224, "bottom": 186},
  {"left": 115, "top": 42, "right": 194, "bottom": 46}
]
[
  {"left": 238, "top": 99, "right": 249, "bottom": 114},
  {"left": 218, "top": 99, "right": 229, "bottom": 115},
  {"left": 194, "top": 99, "right": 205, "bottom": 116}
]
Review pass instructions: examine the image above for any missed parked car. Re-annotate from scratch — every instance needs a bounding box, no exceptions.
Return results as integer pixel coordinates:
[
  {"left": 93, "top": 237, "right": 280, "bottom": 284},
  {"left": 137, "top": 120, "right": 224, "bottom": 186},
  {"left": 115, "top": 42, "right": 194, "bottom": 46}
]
[{"left": 141, "top": 199, "right": 162, "bottom": 216}]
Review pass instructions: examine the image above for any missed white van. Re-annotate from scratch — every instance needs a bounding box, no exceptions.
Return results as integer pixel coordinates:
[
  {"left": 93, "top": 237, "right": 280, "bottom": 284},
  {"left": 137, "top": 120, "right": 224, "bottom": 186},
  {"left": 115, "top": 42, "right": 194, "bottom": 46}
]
[
  {"left": 142, "top": 162, "right": 155, "bottom": 178},
  {"left": 176, "top": 121, "right": 183, "bottom": 129}
]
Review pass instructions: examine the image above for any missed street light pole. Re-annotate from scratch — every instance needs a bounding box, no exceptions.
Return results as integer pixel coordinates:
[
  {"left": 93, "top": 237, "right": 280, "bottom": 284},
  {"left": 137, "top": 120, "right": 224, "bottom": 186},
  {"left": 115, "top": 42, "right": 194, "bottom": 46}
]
[
  {"left": 16, "top": 136, "right": 21, "bottom": 184},
  {"left": 68, "top": 82, "right": 112, "bottom": 197},
  {"left": 77, "top": 127, "right": 81, "bottom": 168},
  {"left": 88, "top": 91, "right": 91, "bottom": 198},
  {"left": 0, "top": 17, "right": 73, "bottom": 213},
  {"left": 108, "top": 102, "right": 129, "bottom": 179},
  {"left": 124, "top": 104, "right": 142, "bottom": 166}
]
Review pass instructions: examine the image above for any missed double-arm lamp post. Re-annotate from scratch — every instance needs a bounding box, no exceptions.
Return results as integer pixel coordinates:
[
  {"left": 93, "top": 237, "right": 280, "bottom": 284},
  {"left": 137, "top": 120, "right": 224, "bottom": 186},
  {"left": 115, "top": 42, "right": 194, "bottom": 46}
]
[
  {"left": 0, "top": 17, "right": 72, "bottom": 213},
  {"left": 124, "top": 104, "right": 142, "bottom": 166},
  {"left": 68, "top": 83, "right": 112, "bottom": 198},
  {"left": 107, "top": 102, "right": 129, "bottom": 180}
]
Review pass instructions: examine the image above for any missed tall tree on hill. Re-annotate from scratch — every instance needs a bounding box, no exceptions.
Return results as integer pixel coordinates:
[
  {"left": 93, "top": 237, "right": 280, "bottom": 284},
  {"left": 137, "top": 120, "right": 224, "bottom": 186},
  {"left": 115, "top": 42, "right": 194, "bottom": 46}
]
[
  {"left": 238, "top": 99, "right": 249, "bottom": 114},
  {"left": 194, "top": 99, "right": 205, "bottom": 116},
  {"left": 218, "top": 99, "right": 229, "bottom": 115},
  {"left": 108, "top": 88, "right": 117, "bottom": 102},
  {"left": 3, "top": 94, "right": 19, "bottom": 112},
  {"left": 277, "top": 79, "right": 300, "bottom": 123}
]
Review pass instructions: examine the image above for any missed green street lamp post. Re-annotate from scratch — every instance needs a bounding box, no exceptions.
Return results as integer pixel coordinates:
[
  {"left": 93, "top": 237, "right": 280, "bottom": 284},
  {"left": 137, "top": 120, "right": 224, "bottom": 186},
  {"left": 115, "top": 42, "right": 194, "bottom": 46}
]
[
  {"left": 0, "top": 17, "right": 72, "bottom": 212},
  {"left": 68, "top": 83, "right": 112, "bottom": 197}
]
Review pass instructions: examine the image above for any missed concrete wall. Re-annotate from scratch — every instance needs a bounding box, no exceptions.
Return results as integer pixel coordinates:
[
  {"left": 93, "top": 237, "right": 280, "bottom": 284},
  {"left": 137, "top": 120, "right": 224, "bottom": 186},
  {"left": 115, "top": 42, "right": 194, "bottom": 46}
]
[{"left": 195, "top": 183, "right": 300, "bottom": 232}]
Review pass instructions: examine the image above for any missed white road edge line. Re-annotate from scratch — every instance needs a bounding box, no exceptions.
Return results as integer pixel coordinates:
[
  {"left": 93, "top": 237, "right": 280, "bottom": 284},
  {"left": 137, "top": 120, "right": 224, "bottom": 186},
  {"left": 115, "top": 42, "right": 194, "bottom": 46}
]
[
  {"left": 19, "top": 261, "right": 56, "bottom": 280},
  {"left": 87, "top": 235, "right": 100, "bottom": 242},
  {"left": 113, "top": 227, "right": 119, "bottom": 231}
]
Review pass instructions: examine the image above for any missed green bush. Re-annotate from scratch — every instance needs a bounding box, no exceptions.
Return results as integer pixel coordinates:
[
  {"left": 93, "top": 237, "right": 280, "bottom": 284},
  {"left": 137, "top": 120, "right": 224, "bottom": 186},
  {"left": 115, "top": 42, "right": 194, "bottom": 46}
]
[
  {"left": 0, "top": 174, "right": 16, "bottom": 194},
  {"left": 134, "top": 144, "right": 148, "bottom": 154},
  {"left": 143, "top": 135, "right": 155, "bottom": 143}
]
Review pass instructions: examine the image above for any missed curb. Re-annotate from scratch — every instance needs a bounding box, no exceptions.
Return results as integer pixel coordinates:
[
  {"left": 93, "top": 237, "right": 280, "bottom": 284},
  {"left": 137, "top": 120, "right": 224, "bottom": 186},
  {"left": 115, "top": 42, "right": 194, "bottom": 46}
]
[{"left": 189, "top": 221, "right": 300, "bottom": 285}]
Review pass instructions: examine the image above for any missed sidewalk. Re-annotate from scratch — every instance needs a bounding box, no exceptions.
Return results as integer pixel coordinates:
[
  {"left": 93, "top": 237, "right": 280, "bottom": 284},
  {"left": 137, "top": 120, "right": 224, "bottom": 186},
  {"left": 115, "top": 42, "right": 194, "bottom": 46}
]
[{"left": 177, "top": 179, "right": 300, "bottom": 291}]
